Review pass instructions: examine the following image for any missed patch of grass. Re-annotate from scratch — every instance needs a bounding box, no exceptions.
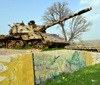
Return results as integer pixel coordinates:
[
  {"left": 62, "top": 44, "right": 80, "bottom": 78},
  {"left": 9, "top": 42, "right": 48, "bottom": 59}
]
[
  {"left": 12, "top": 45, "right": 33, "bottom": 49},
  {"left": 42, "top": 48, "right": 69, "bottom": 51},
  {"left": 42, "top": 63, "right": 100, "bottom": 85}
]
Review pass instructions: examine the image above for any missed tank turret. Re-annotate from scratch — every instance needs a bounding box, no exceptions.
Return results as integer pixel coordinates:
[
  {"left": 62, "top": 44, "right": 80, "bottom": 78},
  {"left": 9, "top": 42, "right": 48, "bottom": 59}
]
[{"left": 9, "top": 7, "right": 92, "bottom": 35}]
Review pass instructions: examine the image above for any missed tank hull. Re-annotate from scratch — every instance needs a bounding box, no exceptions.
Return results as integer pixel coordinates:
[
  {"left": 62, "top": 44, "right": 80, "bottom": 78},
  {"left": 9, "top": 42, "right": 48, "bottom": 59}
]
[{"left": 0, "top": 33, "right": 69, "bottom": 49}]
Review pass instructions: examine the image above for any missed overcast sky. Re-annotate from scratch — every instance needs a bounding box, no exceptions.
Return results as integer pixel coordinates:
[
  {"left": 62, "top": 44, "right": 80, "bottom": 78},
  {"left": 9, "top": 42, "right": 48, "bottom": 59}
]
[{"left": 0, "top": 0, "right": 100, "bottom": 40}]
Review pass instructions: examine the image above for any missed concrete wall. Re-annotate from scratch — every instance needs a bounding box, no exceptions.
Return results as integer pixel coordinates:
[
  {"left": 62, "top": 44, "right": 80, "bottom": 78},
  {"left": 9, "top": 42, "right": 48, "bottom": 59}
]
[
  {"left": 0, "top": 50, "right": 100, "bottom": 85},
  {"left": 0, "top": 54, "right": 35, "bottom": 85},
  {"left": 34, "top": 50, "right": 100, "bottom": 84}
]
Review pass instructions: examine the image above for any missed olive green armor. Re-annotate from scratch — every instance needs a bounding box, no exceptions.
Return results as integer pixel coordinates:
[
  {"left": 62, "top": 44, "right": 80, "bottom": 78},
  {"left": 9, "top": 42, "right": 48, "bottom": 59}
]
[{"left": 0, "top": 7, "right": 92, "bottom": 48}]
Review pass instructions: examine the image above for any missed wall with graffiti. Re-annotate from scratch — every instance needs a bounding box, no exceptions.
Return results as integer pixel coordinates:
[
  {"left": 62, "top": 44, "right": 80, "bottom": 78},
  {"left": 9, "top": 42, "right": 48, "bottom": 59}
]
[
  {"left": 34, "top": 50, "right": 100, "bottom": 84},
  {"left": 0, "top": 50, "right": 100, "bottom": 85},
  {"left": 0, "top": 54, "right": 35, "bottom": 85}
]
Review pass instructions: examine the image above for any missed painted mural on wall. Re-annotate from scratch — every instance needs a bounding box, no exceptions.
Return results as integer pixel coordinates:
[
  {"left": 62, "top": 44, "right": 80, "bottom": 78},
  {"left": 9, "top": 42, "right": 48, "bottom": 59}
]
[
  {"left": 34, "top": 50, "right": 99, "bottom": 84},
  {"left": 0, "top": 54, "right": 35, "bottom": 85},
  {"left": 0, "top": 50, "right": 100, "bottom": 85},
  {"left": 65, "top": 51, "right": 86, "bottom": 73}
]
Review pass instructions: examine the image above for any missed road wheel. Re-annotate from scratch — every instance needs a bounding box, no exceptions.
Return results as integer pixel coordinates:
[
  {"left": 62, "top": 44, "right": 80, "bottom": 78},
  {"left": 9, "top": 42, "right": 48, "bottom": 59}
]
[
  {"left": 0, "top": 41, "right": 5, "bottom": 47},
  {"left": 15, "top": 40, "right": 20, "bottom": 47},
  {"left": 38, "top": 43, "right": 44, "bottom": 49},
  {"left": 33, "top": 40, "right": 44, "bottom": 49},
  {"left": 20, "top": 40, "right": 25, "bottom": 47},
  {"left": 6, "top": 40, "right": 15, "bottom": 48},
  {"left": 15, "top": 40, "right": 24, "bottom": 47}
]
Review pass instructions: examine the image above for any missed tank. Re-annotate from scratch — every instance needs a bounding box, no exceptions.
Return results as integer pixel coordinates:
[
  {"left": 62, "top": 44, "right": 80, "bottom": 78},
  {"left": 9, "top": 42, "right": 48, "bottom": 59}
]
[{"left": 0, "top": 7, "right": 92, "bottom": 49}]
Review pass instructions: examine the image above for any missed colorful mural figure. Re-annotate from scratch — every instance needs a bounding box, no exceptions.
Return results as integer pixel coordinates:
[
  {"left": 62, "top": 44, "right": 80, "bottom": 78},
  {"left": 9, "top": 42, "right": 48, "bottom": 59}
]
[{"left": 65, "top": 51, "right": 86, "bottom": 73}]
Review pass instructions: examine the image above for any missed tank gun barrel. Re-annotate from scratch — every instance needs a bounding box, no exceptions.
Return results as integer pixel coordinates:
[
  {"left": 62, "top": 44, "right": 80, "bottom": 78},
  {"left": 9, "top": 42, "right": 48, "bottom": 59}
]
[{"left": 40, "top": 7, "right": 92, "bottom": 32}]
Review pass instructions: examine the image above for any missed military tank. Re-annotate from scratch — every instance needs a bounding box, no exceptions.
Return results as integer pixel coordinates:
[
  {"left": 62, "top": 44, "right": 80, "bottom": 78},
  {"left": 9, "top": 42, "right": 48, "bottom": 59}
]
[{"left": 0, "top": 7, "right": 92, "bottom": 49}]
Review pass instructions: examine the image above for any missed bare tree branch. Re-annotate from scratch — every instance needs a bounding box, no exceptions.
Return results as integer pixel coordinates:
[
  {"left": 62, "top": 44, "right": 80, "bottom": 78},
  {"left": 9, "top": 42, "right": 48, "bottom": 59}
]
[
  {"left": 42, "top": 2, "right": 92, "bottom": 43},
  {"left": 42, "top": 2, "right": 70, "bottom": 41},
  {"left": 68, "top": 15, "right": 92, "bottom": 43}
]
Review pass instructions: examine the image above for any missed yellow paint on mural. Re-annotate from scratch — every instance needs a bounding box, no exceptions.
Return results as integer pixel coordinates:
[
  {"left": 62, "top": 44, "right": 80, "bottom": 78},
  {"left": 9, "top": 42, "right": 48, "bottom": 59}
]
[
  {"left": 0, "top": 54, "right": 34, "bottom": 85},
  {"left": 85, "top": 52, "right": 93, "bottom": 66}
]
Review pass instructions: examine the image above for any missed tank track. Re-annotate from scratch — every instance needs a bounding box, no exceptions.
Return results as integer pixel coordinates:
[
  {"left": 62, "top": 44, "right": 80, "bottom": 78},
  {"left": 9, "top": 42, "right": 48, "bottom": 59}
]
[
  {"left": 66, "top": 46, "right": 100, "bottom": 52},
  {"left": 0, "top": 35, "right": 67, "bottom": 49}
]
